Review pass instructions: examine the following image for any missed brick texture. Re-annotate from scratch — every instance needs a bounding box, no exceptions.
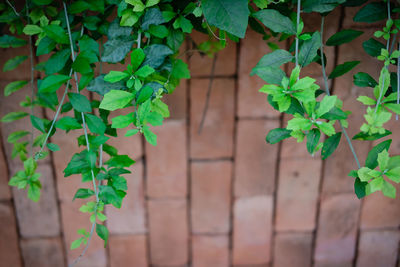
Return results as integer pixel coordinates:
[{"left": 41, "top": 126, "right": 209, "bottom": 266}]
[
  {"left": 233, "top": 195, "right": 273, "bottom": 265},
  {"left": 191, "top": 161, "right": 232, "bottom": 234},
  {"left": 20, "top": 238, "right": 64, "bottom": 267},
  {"left": 273, "top": 232, "right": 313, "bottom": 267},
  {"left": 0, "top": 202, "right": 22, "bottom": 267},
  {"left": 192, "top": 235, "right": 229, "bottom": 267},
  {"left": 190, "top": 78, "right": 235, "bottom": 159},
  {"left": 0, "top": 139, "right": 11, "bottom": 200},
  {"left": 234, "top": 119, "right": 279, "bottom": 197},
  {"left": 148, "top": 199, "right": 189, "bottom": 266},
  {"left": 109, "top": 235, "right": 148, "bottom": 267},
  {"left": 146, "top": 120, "right": 187, "bottom": 198}
]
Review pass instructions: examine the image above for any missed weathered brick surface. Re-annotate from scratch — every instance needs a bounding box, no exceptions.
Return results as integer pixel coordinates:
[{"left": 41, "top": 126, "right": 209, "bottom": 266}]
[
  {"left": 234, "top": 119, "right": 279, "bottom": 197},
  {"left": 314, "top": 194, "right": 360, "bottom": 265},
  {"left": 107, "top": 160, "right": 146, "bottom": 234},
  {"left": 275, "top": 158, "right": 321, "bottom": 231},
  {"left": 191, "top": 161, "right": 231, "bottom": 234},
  {"left": 356, "top": 230, "right": 400, "bottom": 267},
  {"left": 61, "top": 201, "right": 107, "bottom": 267},
  {"left": 238, "top": 29, "right": 280, "bottom": 118},
  {"left": 189, "top": 31, "right": 237, "bottom": 77},
  {"left": 273, "top": 232, "right": 313, "bottom": 267},
  {"left": 0, "top": 202, "right": 22, "bottom": 267},
  {"left": 165, "top": 82, "right": 187, "bottom": 120},
  {"left": 232, "top": 195, "right": 273, "bottom": 265},
  {"left": 109, "top": 235, "right": 148, "bottom": 267},
  {"left": 12, "top": 164, "right": 60, "bottom": 238},
  {"left": 146, "top": 120, "right": 187, "bottom": 198},
  {"left": 0, "top": 139, "right": 11, "bottom": 200},
  {"left": 192, "top": 235, "right": 229, "bottom": 267},
  {"left": 148, "top": 199, "right": 189, "bottom": 266},
  {"left": 0, "top": 45, "right": 33, "bottom": 81},
  {"left": 20, "top": 238, "right": 64, "bottom": 267},
  {"left": 190, "top": 78, "right": 235, "bottom": 159}
]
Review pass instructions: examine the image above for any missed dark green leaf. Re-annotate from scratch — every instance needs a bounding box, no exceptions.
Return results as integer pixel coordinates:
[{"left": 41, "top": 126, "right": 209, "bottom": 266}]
[
  {"left": 352, "top": 130, "right": 392, "bottom": 141},
  {"left": 47, "top": 143, "right": 60, "bottom": 152},
  {"left": 43, "top": 24, "right": 69, "bottom": 44},
  {"left": 303, "top": 0, "right": 345, "bottom": 13},
  {"left": 306, "top": 129, "right": 321, "bottom": 154},
  {"left": 45, "top": 49, "right": 70, "bottom": 75},
  {"left": 96, "top": 224, "right": 109, "bottom": 247},
  {"left": 101, "top": 36, "right": 135, "bottom": 63},
  {"left": 136, "top": 86, "right": 153, "bottom": 104},
  {"left": 365, "top": 139, "right": 392, "bottom": 169},
  {"left": 56, "top": 117, "right": 82, "bottom": 130},
  {"left": 73, "top": 188, "right": 95, "bottom": 200},
  {"left": 353, "top": 2, "right": 387, "bottom": 23},
  {"left": 251, "top": 49, "right": 293, "bottom": 74},
  {"left": 69, "top": 93, "right": 92, "bottom": 112},
  {"left": 4, "top": 80, "right": 28, "bottom": 96},
  {"left": 36, "top": 37, "right": 56, "bottom": 56},
  {"left": 64, "top": 151, "right": 90, "bottom": 176},
  {"left": 321, "top": 132, "right": 342, "bottom": 159},
  {"left": 354, "top": 177, "right": 367, "bottom": 199},
  {"left": 1, "top": 112, "right": 28, "bottom": 122},
  {"left": 254, "top": 9, "right": 296, "bottom": 35},
  {"left": 362, "top": 38, "right": 385, "bottom": 57},
  {"left": 87, "top": 75, "right": 126, "bottom": 96},
  {"left": 329, "top": 61, "right": 360, "bottom": 79},
  {"left": 107, "top": 19, "right": 132, "bottom": 39},
  {"left": 298, "top": 32, "right": 321, "bottom": 67},
  {"left": 202, "top": 0, "right": 249, "bottom": 38},
  {"left": 142, "top": 44, "right": 173, "bottom": 69},
  {"left": 353, "top": 72, "right": 378, "bottom": 87},
  {"left": 85, "top": 114, "right": 106, "bottom": 135},
  {"left": 142, "top": 7, "right": 164, "bottom": 30},
  {"left": 38, "top": 75, "right": 71, "bottom": 93},
  {"left": 326, "top": 29, "right": 363, "bottom": 46},
  {"left": 7, "top": 131, "right": 29, "bottom": 143},
  {"left": 266, "top": 128, "right": 292, "bottom": 144},
  {"left": 3, "top": 56, "right": 28, "bottom": 71},
  {"left": 0, "top": 35, "right": 27, "bottom": 48},
  {"left": 320, "top": 107, "right": 348, "bottom": 120},
  {"left": 30, "top": 115, "right": 46, "bottom": 133}
]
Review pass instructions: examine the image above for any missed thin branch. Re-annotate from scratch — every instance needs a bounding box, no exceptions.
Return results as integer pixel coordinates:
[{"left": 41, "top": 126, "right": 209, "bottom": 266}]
[
  {"left": 6, "top": 0, "right": 19, "bottom": 16},
  {"left": 295, "top": 0, "right": 301, "bottom": 67},
  {"left": 198, "top": 53, "right": 218, "bottom": 134},
  {"left": 205, "top": 19, "right": 225, "bottom": 41},
  {"left": 320, "top": 16, "right": 361, "bottom": 169},
  {"left": 397, "top": 42, "right": 400, "bottom": 120}
]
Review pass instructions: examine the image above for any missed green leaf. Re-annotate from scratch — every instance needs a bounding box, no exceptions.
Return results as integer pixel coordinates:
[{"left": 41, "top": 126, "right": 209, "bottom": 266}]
[
  {"left": 105, "top": 155, "right": 135, "bottom": 168},
  {"left": 104, "top": 71, "right": 130, "bottom": 83},
  {"left": 320, "top": 107, "right": 348, "bottom": 120},
  {"left": 382, "top": 180, "right": 396, "bottom": 198},
  {"left": 43, "top": 24, "right": 69, "bottom": 44},
  {"left": 120, "top": 9, "right": 139, "bottom": 27},
  {"left": 306, "top": 129, "right": 321, "bottom": 154},
  {"left": 0, "top": 35, "right": 27, "bottom": 48},
  {"left": 85, "top": 114, "right": 106, "bottom": 135},
  {"left": 303, "top": 0, "right": 345, "bottom": 13},
  {"left": 96, "top": 224, "right": 109, "bottom": 247},
  {"left": 7, "top": 131, "right": 29, "bottom": 143},
  {"left": 28, "top": 182, "right": 41, "bottom": 202},
  {"left": 328, "top": 61, "right": 360, "bottom": 79},
  {"left": 131, "top": 48, "right": 146, "bottom": 71},
  {"left": 362, "top": 38, "right": 385, "bottom": 57},
  {"left": 70, "top": 238, "right": 84, "bottom": 250},
  {"left": 368, "top": 176, "right": 384, "bottom": 193},
  {"left": 352, "top": 130, "right": 392, "bottom": 141},
  {"left": 111, "top": 113, "right": 134, "bottom": 128},
  {"left": 4, "top": 80, "right": 28, "bottom": 96},
  {"left": 254, "top": 9, "right": 295, "bottom": 35},
  {"left": 266, "top": 128, "right": 292, "bottom": 144},
  {"left": 321, "top": 132, "right": 342, "bottom": 159},
  {"left": 384, "top": 103, "right": 400, "bottom": 115},
  {"left": 353, "top": 72, "right": 378, "bottom": 88},
  {"left": 68, "top": 93, "right": 92, "bottom": 113},
  {"left": 298, "top": 32, "right": 321, "bottom": 67},
  {"left": 171, "top": 59, "right": 190, "bottom": 79},
  {"left": 142, "top": 44, "right": 173, "bottom": 69},
  {"left": 354, "top": 178, "right": 368, "bottom": 199},
  {"left": 142, "top": 7, "right": 165, "bottom": 31},
  {"left": 365, "top": 139, "right": 392, "bottom": 169},
  {"left": 56, "top": 117, "right": 82, "bottom": 130},
  {"left": 202, "top": 0, "right": 249, "bottom": 38},
  {"left": 87, "top": 75, "right": 127, "bottom": 96},
  {"left": 101, "top": 36, "right": 135, "bottom": 63},
  {"left": 136, "top": 86, "right": 154, "bottom": 104},
  {"left": 151, "top": 99, "right": 170, "bottom": 118},
  {"left": 386, "top": 167, "right": 400, "bottom": 183},
  {"left": 3, "top": 55, "right": 28, "bottom": 72},
  {"left": 23, "top": 25, "right": 42, "bottom": 35},
  {"left": 252, "top": 49, "right": 293, "bottom": 74},
  {"left": 38, "top": 75, "right": 71, "bottom": 93},
  {"left": 358, "top": 167, "right": 373, "bottom": 182},
  {"left": 1, "top": 112, "right": 28, "bottom": 123},
  {"left": 326, "top": 29, "right": 363, "bottom": 46},
  {"left": 47, "top": 143, "right": 60, "bottom": 152},
  {"left": 317, "top": 122, "right": 335, "bottom": 136},
  {"left": 316, "top": 95, "right": 337, "bottom": 117},
  {"left": 143, "top": 125, "right": 157, "bottom": 145},
  {"left": 173, "top": 16, "right": 193, "bottom": 33},
  {"left": 377, "top": 149, "right": 389, "bottom": 170},
  {"left": 36, "top": 37, "right": 56, "bottom": 56},
  {"left": 148, "top": 24, "right": 169, "bottom": 38},
  {"left": 135, "top": 65, "right": 155, "bottom": 78},
  {"left": 100, "top": 90, "right": 135, "bottom": 111},
  {"left": 72, "top": 55, "right": 92, "bottom": 74},
  {"left": 125, "top": 129, "right": 139, "bottom": 137},
  {"left": 64, "top": 151, "right": 90, "bottom": 177},
  {"left": 354, "top": 2, "right": 386, "bottom": 23},
  {"left": 45, "top": 49, "right": 70, "bottom": 75},
  {"left": 30, "top": 115, "right": 46, "bottom": 133}
]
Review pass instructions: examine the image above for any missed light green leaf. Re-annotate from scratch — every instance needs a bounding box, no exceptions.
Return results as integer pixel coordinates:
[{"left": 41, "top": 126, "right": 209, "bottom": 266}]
[
  {"left": 1, "top": 112, "right": 28, "bottom": 123},
  {"left": 254, "top": 9, "right": 295, "bottom": 35},
  {"left": 317, "top": 122, "right": 335, "bottom": 136},
  {"left": 377, "top": 149, "right": 389, "bottom": 171},
  {"left": 104, "top": 71, "right": 130, "bottom": 83},
  {"left": 358, "top": 167, "right": 373, "bottom": 182},
  {"left": 125, "top": 129, "right": 139, "bottom": 136},
  {"left": 111, "top": 113, "right": 134, "bottom": 128},
  {"left": 99, "top": 90, "right": 135, "bottom": 111},
  {"left": 386, "top": 167, "right": 400, "bottom": 183},
  {"left": 23, "top": 24, "right": 43, "bottom": 35},
  {"left": 7, "top": 131, "right": 30, "bottom": 143},
  {"left": 357, "top": 96, "right": 376, "bottom": 105},
  {"left": 135, "top": 65, "right": 155, "bottom": 78},
  {"left": 382, "top": 180, "right": 396, "bottom": 198},
  {"left": 56, "top": 117, "right": 82, "bottom": 130},
  {"left": 4, "top": 80, "right": 28, "bottom": 96},
  {"left": 47, "top": 143, "right": 60, "bottom": 152},
  {"left": 316, "top": 95, "right": 337, "bottom": 117},
  {"left": 85, "top": 114, "right": 106, "bottom": 135},
  {"left": 143, "top": 125, "right": 157, "bottom": 145},
  {"left": 38, "top": 75, "right": 71, "bottom": 93}
]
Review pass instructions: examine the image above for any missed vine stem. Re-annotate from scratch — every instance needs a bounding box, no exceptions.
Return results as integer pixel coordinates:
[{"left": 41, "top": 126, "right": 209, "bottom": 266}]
[
  {"left": 320, "top": 16, "right": 361, "bottom": 169},
  {"left": 63, "top": 3, "right": 100, "bottom": 267},
  {"left": 6, "top": 0, "right": 19, "bottom": 16},
  {"left": 397, "top": 42, "right": 400, "bottom": 120},
  {"left": 374, "top": 0, "right": 392, "bottom": 114},
  {"left": 295, "top": 0, "right": 301, "bottom": 67}
]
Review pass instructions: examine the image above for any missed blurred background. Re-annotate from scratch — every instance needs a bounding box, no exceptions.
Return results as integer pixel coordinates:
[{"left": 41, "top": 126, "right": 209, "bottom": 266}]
[{"left": 0, "top": 4, "right": 400, "bottom": 267}]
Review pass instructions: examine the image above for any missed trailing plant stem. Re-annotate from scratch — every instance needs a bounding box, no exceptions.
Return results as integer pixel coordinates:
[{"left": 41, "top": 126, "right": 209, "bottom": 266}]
[
  {"left": 320, "top": 16, "right": 361, "bottom": 169},
  {"left": 295, "top": 0, "right": 301, "bottom": 67},
  {"left": 397, "top": 43, "right": 400, "bottom": 120}
]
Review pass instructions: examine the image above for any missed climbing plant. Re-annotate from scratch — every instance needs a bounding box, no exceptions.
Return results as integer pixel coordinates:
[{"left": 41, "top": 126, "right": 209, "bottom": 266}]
[{"left": 1, "top": 0, "right": 399, "bottom": 264}]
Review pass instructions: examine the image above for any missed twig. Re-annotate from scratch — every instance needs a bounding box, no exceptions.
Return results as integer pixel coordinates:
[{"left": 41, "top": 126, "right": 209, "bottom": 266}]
[
  {"left": 198, "top": 53, "right": 218, "bottom": 134},
  {"left": 205, "top": 19, "right": 225, "bottom": 41},
  {"left": 6, "top": 0, "right": 19, "bottom": 16},
  {"left": 320, "top": 16, "right": 361, "bottom": 169},
  {"left": 295, "top": 0, "right": 301, "bottom": 67},
  {"left": 397, "top": 42, "right": 400, "bottom": 120}
]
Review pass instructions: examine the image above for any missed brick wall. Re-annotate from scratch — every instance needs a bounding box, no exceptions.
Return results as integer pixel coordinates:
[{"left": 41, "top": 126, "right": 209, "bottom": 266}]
[{"left": 1, "top": 6, "right": 399, "bottom": 267}]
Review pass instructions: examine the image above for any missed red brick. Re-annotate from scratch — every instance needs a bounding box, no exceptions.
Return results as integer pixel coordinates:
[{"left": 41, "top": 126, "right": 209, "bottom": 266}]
[
  {"left": 146, "top": 120, "right": 187, "bottom": 198},
  {"left": 0, "top": 202, "right": 22, "bottom": 266},
  {"left": 192, "top": 235, "right": 229, "bottom": 267},
  {"left": 189, "top": 31, "right": 237, "bottom": 77},
  {"left": 232, "top": 195, "right": 273, "bottom": 265},
  {"left": 190, "top": 78, "right": 235, "bottom": 159},
  {"left": 20, "top": 238, "right": 64, "bottom": 267},
  {"left": 191, "top": 161, "right": 232, "bottom": 234},
  {"left": 0, "top": 140, "right": 11, "bottom": 200},
  {"left": 61, "top": 201, "right": 107, "bottom": 267},
  {"left": 107, "top": 160, "right": 146, "bottom": 234},
  {"left": 0, "top": 45, "right": 33, "bottom": 81},
  {"left": 109, "top": 235, "right": 148, "bottom": 267},
  {"left": 275, "top": 158, "right": 321, "bottom": 231},
  {"left": 314, "top": 262, "right": 352, "bottom": 267},
  {"left": 314, "top": 194, "right": 360, "bottom": 265},
  {"left": 148, "top": 199, "right": 189, "bottom": 266},
  {"left": 356, "top": 230, "right": 400, "bottom": 267},
  {"left": 234, "top": 119, "right": 279, "bottom": 197},
  {"left": 12, "top": 164, "right": 60, "bottom": 238},
  {"left": 273, "top": 232, "right": 312, "bottom": 267},
  {"left": 164, "top": 82, "right": 187, "bottom": 120},
  {"left": 238, "top": 29, "right": 280, "bottom": 118}
]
